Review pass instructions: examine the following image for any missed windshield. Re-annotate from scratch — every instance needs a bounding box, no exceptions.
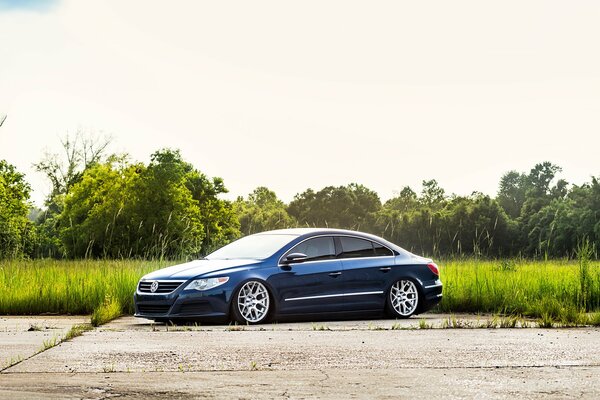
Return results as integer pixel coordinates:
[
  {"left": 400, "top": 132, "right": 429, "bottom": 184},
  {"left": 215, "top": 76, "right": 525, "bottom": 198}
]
[{"left": 206, "top": 234, "right": 297, "bottom": 260}]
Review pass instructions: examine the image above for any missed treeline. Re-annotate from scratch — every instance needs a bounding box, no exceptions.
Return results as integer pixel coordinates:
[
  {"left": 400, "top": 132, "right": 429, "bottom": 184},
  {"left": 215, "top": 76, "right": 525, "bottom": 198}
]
[{"left": 0, "top": 136, "right": 598, "bottom": 259}]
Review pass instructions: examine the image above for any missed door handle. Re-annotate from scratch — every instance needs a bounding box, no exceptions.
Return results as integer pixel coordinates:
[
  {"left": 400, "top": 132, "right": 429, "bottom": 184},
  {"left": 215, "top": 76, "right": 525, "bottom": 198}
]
[
  {"left": 328, "top": 272, "right": 342, "bottom": 277},
  {"left": 379, "top": 267, "right": 391, "bottom": 272}
]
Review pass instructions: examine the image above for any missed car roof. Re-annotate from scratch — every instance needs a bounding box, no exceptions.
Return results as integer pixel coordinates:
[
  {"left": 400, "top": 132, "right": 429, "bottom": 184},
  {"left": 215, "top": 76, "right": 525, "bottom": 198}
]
[
  {"left": 255, "top": 228, "right": 365, "bottom": 236},
  {"left": 254, "top": 228, "right": 396, "bottom": 244}
]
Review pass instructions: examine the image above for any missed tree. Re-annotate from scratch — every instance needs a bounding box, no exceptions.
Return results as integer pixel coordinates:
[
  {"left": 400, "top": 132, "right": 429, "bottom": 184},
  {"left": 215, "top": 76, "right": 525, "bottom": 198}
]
[
  {"left": 234, "top": 187, "right": 295, "bottom": 235},
  {"left": 288, "top": 184, "right": 381, "bottom": 230},
  {"left": 33, "top": 132, "right": 111, "bottom": 257},
  {"left": 34, "top": 131, "right": 111, "bottom": 211},
  {"left": 58, "top": 149, "right": 239, "bottom": 259},
  {"left": 58, "top": 156, "right": 140, "bottom": 258},
  {"left": 441, "top": 194, "right": 515, "bottom": 257},
  {"left": 497, "top": 171, "right": 528, "bottom": 219},
  {"left": 420, "top": 180, "right": 446, "bottom": 210},
  {"left": 384, "top": 186, "right": 418, "bottom": 213},
  {"left": 524, "top": 177, "right": 600, "bottom": 257},
  {"left": 0, "top": 160, "right": 34, "bottom": 258}
]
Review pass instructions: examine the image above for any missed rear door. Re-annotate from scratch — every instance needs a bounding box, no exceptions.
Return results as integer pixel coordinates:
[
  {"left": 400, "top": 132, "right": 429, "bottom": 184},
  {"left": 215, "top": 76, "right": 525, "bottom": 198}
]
[
  {"left": 337, "top": 236, "right": 396, "bottom": 311},
  {"left": 271, "top": 236, "right": 346, "bottom": 315}
]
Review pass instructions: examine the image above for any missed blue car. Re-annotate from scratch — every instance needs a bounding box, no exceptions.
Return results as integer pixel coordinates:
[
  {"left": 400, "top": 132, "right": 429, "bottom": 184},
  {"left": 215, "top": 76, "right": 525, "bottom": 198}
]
[{"left": 134, "top": 228, "right": 443, "bottom": 324}]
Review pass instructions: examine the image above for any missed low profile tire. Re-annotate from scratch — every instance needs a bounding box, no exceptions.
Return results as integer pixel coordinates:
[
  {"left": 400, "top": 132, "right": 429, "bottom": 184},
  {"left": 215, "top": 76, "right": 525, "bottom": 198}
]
[
  {"left": 231, "top": 280, "right": 272, "bottom": 324},
  {"left": 387, "top": 279, "right": 420, "bottom": 318}
]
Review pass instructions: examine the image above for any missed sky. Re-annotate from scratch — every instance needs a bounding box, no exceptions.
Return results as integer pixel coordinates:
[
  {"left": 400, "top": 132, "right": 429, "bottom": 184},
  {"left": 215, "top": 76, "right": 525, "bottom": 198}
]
[{"left": 1, "top": 0, "right": 599, "bottom": 207}]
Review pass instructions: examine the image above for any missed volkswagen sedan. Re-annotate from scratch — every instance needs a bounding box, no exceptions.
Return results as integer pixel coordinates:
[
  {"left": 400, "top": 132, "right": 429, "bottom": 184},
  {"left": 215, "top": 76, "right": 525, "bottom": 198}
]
[{"left": 134, "top": 228, "right": 443, "bottom": 324}]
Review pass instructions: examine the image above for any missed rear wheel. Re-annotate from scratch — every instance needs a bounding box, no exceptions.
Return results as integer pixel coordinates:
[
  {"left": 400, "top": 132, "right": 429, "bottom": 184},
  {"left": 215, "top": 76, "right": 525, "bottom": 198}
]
[
  {"left": 231, "top": 280, "right": 271, "bottom": 324},
  {"left": 387, "top": 279, "right": 419, "bottom": 318}
]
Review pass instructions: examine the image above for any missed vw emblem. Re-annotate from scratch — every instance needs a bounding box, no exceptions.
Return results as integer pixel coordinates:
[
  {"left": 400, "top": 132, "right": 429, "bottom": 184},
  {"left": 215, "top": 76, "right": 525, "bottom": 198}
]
[{"left": 150, "top": 281, "right": 159, "bottom": 293}]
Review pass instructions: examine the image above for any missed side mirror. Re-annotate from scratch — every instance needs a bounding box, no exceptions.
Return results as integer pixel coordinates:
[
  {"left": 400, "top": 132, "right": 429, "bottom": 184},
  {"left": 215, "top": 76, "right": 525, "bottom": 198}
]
[{"left": 282, "top": 252, "right": 308, "bottom": 264}]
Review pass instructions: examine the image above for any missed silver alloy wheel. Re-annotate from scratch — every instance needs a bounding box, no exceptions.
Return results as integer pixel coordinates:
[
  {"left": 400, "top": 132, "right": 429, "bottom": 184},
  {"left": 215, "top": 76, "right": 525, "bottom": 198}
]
[
  {"left": 237, "top": 281, "right": 270, "bottom": 323},
  {"left": 390, "top": 280, "right": 418, "bottom": 316}
]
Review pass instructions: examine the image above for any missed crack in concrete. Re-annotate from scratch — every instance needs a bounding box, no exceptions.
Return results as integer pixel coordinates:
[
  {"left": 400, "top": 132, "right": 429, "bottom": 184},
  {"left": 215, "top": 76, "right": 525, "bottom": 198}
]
[{"left": 4, "top": 363, "right": 600, "bottom": 375}]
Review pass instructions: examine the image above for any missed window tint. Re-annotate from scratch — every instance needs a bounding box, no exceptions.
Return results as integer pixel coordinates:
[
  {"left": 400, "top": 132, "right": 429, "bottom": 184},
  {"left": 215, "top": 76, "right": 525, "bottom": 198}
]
[
  {"left": 339, "top": 237, "right": 374, "bottom": 258},
  {"left": 373, "top": 242, "right": 394, "bottom": 256},
  {"left": 288, "top": 237, "right": 336, "bottom": 262}
]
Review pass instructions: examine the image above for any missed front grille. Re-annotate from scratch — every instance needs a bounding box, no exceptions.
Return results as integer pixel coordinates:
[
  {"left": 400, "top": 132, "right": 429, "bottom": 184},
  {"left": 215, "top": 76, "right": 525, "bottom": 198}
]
[
  {"left": 138, "top": 280, "right": 185, "bottom": 294},
  {"left": 138, "top": 304, "right": 172, "bottom": 314}
]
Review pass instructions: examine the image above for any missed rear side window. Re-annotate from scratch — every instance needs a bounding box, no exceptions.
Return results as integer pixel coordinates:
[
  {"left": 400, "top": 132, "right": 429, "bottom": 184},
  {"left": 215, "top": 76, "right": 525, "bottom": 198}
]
[
  {"left": 288, "top": 237, "right": 336, "bottom": 262},
  {"left": 373, "top": 242, "right": 394, "bottom": 256},
  {"left": 338, "top": 237, "right": 374, "bottom": 258},
  {"left": 338, "top": 237, "right": 394, "bottom": 258}
]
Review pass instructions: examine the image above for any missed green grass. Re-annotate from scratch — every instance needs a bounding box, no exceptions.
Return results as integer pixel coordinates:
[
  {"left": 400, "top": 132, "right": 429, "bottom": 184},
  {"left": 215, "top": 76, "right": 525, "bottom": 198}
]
[
  {"left": 0, "top": 259, "right": 170, "bottom": 316},
  {"left": 1, "top": 258, "right": 599, "bottom": 326},
  {"left": 91, "top": 295, "right": 123, "bottom": 327},
  {"left": 437, "top": 259, "right": 600, "bottom": 318}
]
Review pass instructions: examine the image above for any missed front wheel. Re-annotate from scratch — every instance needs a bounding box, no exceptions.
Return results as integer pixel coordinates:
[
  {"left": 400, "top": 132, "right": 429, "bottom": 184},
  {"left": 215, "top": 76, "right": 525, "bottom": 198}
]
[
  {"left": 231, "top": 280, "right": 272, "bottom": 324},
  {"left": 387, "top": 279, "right": 419, "bottom": 318}
]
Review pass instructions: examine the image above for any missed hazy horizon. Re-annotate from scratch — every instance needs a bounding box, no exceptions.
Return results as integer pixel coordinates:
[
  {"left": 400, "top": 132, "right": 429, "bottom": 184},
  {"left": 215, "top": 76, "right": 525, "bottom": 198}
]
[{"left": 1, "top": 0, "right": 599, "bottom": 206}]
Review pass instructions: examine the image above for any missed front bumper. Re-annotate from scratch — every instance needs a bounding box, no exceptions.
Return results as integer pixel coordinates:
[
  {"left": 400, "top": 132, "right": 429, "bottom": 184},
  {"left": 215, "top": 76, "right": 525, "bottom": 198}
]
[{"left": 134, "top": 284, "right": 232, "bottom": 320}]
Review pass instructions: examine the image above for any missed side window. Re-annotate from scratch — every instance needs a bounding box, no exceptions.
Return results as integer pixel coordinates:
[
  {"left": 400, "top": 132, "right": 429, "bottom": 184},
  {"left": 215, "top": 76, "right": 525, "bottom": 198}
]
[
  {"left": 373, "top": 241, "right": 394, "bottom": 256},
  {"left": 287, "top": 237, "right": 336, "bottom": 262},
  {"left": 339, "top": 237, "right": 374, "bottom": 258}
]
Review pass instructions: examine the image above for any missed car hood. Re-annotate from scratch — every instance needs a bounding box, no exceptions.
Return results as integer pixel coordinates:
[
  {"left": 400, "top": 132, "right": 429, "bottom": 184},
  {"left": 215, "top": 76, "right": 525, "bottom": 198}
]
[{"left": 141, "top": 259, "right": 262, "bottom": 280}]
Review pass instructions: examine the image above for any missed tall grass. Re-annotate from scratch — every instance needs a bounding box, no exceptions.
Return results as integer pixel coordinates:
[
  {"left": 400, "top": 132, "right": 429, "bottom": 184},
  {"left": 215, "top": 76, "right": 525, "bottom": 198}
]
[
  {"left": 0, "top": 259, "right": 169, "bottom": 315},
  {"left": 0, "top": 258, "right": 599, "bottom": 320},
  {"left": 438, "top": 258, "right": 600, "bottom": 317}
]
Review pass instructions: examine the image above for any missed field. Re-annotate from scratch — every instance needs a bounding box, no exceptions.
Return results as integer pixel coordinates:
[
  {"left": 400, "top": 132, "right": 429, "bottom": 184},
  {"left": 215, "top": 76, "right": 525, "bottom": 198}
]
[
  {"left": 439, "top": 259, "right": 600, "bottom": 321},
  {"left": 0, "top": 260, "right": 170, "bottom": 325},
  {"left": 1, "top": 258, "right": 599, "bottom": 324}
]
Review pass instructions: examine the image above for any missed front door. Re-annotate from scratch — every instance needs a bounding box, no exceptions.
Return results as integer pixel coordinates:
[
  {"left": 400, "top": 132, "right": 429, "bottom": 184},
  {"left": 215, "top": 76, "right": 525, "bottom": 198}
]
[{"left": 271, "top": 236, "right": 346, "bottom": 314}]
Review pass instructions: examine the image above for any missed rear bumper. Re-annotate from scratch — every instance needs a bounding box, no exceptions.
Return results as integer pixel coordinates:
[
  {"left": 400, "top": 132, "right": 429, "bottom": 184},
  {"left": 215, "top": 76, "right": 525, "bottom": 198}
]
[{"left": 421, "top": 279, "right": 443, "bottom": 311}]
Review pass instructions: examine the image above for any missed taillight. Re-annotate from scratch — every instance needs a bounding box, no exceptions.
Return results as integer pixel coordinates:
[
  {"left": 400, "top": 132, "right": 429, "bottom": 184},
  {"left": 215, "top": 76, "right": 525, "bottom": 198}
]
[{"left": 427, "top": 262, "right": 439, "bottom": 276}]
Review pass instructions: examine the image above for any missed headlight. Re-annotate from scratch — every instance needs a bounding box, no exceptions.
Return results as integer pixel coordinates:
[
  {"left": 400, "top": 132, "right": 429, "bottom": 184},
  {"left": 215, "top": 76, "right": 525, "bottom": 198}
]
[{"left": 184, "top": 277, "right": 229, "bottom": 291}]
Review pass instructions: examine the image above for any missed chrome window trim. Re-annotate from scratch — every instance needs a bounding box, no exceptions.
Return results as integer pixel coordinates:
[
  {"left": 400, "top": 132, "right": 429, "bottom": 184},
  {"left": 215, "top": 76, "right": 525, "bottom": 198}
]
[
  {"left": 277, "top": 234, "right": 396, "bottom": 266},
  {"left": 137, "top": 280, "right": 186, "bottom": 295},
  {"left": 285, "top": 291, "right": 384, "bottom": 302}
]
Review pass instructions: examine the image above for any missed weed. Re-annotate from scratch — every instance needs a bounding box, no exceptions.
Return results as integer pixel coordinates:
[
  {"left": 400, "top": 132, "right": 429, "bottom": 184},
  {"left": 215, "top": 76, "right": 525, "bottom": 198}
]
[
  {"left": 102, "top": 364, "right": 116, "bottom": 373},
  {"left": 418, "top": 319, "right": 432, "bottom": 329},
  {"left": 311, "top": 323, "right": 330, "bottom": 331},
  {"left": 227, "top": 324, "right": 245, "bottom": 331},
  {"left": 91, "top": 295, "right": 122, "bottom": 327},
  {"left": 2, "top": 355, "right": 23, "bottom": 370},
  {"left": 498, "top": 315, "right": 519, "bottom": 328},
  {"left": 368, "top": 322, "right": 385, "bottom": 330},
  {"left": 588, "top": 312, "right": 600, "bottom": 327},
  {"left": 40, "top": 335, "right": 60, "bottom": 352},
  {"left": 537, "top": 313, "right": 555, "bottom": 328},
  {"left": 250, "top": 361, "right": 258, "bottom": 371},
  {"left": 64, "top": 324, "right": 93, "bottom": 341},
  {"left": 441, "top": 315, "right": 471, "bottom": 329},
  {"left": 484, "top": 315, "right": 499, "bottom": 329},
  {"left": 577, "top": 240, "right": 595, "bottom": 311}
]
